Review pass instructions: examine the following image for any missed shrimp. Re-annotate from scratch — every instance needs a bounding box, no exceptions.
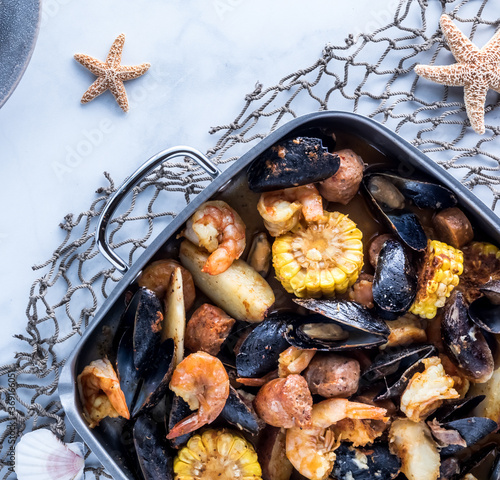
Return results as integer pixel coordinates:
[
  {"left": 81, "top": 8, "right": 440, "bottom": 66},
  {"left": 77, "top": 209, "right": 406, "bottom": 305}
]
[
  {"left": 77, "top": 358, "right": 130, "bottom": 428},
  {"left": 285, "top": 398, "right": 388, "bottom": 480},
  {"left": 167, "top": 351, "right": 229, "bottom": 439},
  {"left": 257, "top": 184, "right": 323, "bottom": 236},
  {"left": 182, "top": 200, "right": 246, "bottom": 275},
  {"left": 253, "top": 374, "right": 313, "bottom": 428},
  {"left": 278, "top": 346, "right": 316, "bottom": 377}
]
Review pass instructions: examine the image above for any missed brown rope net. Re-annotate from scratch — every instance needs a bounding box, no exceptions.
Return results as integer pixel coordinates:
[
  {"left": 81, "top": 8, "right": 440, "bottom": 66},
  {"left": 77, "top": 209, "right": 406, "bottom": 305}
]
[{"left": 1, "top": 0, "right": 499, "bottom": 477}]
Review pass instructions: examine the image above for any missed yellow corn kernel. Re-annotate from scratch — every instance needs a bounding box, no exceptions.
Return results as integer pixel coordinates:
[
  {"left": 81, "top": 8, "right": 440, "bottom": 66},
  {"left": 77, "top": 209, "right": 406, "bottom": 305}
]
[
  {"left": 410, "top": 240, "right": 464, "bottom": 319},
  {"left": 174, "top": 429, "right": 262, "bottom": 480},
  {"left": 272, "top": 211, "right": 364, "bottom": 298}
]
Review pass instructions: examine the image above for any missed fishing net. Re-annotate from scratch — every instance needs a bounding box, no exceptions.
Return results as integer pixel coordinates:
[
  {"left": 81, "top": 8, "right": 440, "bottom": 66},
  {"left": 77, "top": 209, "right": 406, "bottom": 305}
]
[{"left": 1, "top": 0, "right": 499, "bottom": 477}]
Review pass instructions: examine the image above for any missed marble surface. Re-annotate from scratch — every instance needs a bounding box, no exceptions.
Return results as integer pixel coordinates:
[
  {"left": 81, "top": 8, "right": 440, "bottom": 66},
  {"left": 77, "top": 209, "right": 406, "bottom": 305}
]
[{"left": 0, "top": 0, "right": 497, "bottom": 368}]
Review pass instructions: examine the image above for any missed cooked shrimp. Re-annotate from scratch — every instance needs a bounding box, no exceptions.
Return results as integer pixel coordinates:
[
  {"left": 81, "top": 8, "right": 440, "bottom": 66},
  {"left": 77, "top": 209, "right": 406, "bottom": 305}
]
[
  {"left": 278, "top": 346, "right": 316, "bottom": 377},
  {"left": 257, "top": 184, "right": 323, "bottom": 236},
  {"left": 182, "top": 200, "right": 246, "bottom": 275},
  {"left": 253, "top": 374, "right": 313, "bottom": 428},
  {"left": 167, "top": 351, "right": 229, "bottom": 439},
  {"left": 77, "top": 358, "right": 130, "bottom": 428},
  {"left": 285, "top": 398, "right": 388, "bottom": 480}
]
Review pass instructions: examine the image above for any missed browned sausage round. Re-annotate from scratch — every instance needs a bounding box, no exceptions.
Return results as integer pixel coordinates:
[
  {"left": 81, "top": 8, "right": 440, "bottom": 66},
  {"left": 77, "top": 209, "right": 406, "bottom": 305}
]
[
  {"left": 368, "top": 234, "right": 395, "bottom": 269},
  {"left": 184, "top": 303, "right": 235, "bottom": 356},
  {"left": 318, "top": 149, "right": 364, "bottom": 205},
  {"left": 433, "top": 207, "right": 473, "bottom": 249},
  {"left": 138, "top": 259, "right": 196, "bottom": 310},
  {"left": 253, "top": 375, "right": 312, "bottom": 428},
  {"left": 303, "top": 353, "right": 360, "bottom": 398},
  {"left": 349, "top": 274, "right": 374, "bottom": 309}
]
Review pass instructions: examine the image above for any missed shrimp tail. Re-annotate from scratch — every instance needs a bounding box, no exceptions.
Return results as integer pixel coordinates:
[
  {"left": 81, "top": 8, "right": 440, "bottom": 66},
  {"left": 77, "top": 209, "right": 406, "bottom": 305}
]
[
  {"left": 202, "top": 248, "right": 233, "bottom": 275},
  {"left": 166, "top": 412, "right": 205, "bottom": 439},
  {"left": 344, "top": 401, "right": 388, "bottom": 422}
]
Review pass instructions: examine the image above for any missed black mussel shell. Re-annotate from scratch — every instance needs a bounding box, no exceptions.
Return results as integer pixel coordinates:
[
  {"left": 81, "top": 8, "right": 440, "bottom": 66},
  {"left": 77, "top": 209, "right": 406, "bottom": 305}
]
[
  {"left": 428, "top": 395, "right": 486, "bottom": 423},
  {"left": 236, "top": 314, "right": 290, "bottom": 378},
  {"left": 442, "top": 291, "right": 494, "bottom": 383},
  {"left": 294, "top": 298, "right": 390, "bottom": 336},
  {"left": 220, "top": 386, "right": 262, "bottom": 435},
  {"left": 362, "top": 344, "right": 437, "bottom": 400},
  {"left": 132, "top": 339, "right": 175, "bottom": 417},
  {"left": 134, "top": 413, "right": 174, "bottom": 480},
  {"left": 363, "top": 172, "right": 428, "bottom": 252},
  {"left": 284, "top": 313, "right": 387, "bottom": 351},
  {"left": 382, "top": 173, "right": 457, "bottom": 210},
  {"left": 469, "top": 282, "right": 500, "bottom": 334},
  {"left": 130, "top": 288, "right": 163, "bottom": 376},
  {"left": 458, "top": 443, "right": 497, "bottom": 479},
  {"left": 372, "top": 238, "right": 417, "bottom": 319},
  {"left": 247, "top": 137, "right": 340, "bottom": 192},
  {"left": 167, "top": 394, "right": 193, "bottom": 449},
  {"left": 440, "top": 417, "right": 498, "bottom": 456},
  {"left": 332, "top": 443, "right": 401, "bottom": 480},
  {"left": 491, "top": 452, "right": 500, "bottom": 480},
  {"left": 117, "top": 330, "right": 141, "bottom": 409}
]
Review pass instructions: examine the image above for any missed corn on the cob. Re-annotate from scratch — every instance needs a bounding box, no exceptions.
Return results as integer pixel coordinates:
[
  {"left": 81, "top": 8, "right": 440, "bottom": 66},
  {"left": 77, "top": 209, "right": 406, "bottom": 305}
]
[
  {"left": 410, "top": 240, "right": 463, "bottom": 319},
  {"left": 458, "top": 241, "right": 500, "bottom": 304},
  {"left": 272, "top": 211, "right": 363, "bottom": 298},
  {"left": 174, "top": 429, "right": 262, "bottom": 480}
]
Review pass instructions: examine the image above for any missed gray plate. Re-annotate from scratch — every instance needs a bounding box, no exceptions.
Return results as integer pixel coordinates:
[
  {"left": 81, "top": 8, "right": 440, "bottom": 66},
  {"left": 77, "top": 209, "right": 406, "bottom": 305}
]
[
  {"left": 59, "top": 111, "right": 500, "bottom": 480},
  {"left": 0, "top": 0, "right": 41, "bottom": 108}
]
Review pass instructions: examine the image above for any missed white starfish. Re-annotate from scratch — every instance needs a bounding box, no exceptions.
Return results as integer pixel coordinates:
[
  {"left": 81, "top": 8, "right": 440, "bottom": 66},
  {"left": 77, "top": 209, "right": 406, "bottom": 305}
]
[{"left": 414, "top": 14, "right": 500, "bottom": 135}]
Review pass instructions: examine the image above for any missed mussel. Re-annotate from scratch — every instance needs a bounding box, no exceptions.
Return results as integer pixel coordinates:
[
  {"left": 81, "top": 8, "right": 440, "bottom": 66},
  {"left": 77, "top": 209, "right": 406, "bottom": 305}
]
[
  {"left": 290, "top": 299, "right": 389, "bottom": 350},
  {"left": 469, "top": 280, "right": 500, "bottom": 334},
  {"left": 361, "top": 344, "right": 437, "bottom": 400},
  {"left": 428, "top": 395, "right": 486, "bottom": 423},
  {"left": 236, "top": 314, "right": 290, "bottom": 378},
  {"left": 167, "top": 394, "right": 193, "bottom": 449},
  {"left": 363, "top": 171, "right": 456, "bottom": 252},
  {"left": 247, "top": 137, "right": 340, "bottom": 192},
  {"left": 442, "top": 291, "right": 494, "bottom": 383},
  {"left": 133, "top": 413, "right": 174, "bottom": 480},
  {"left": 332, "top": 443, "right": 401, "bottom": 480},
  {"left": 220, "top": 386, "right": 263, "bottom": 435},
  {"left": 372, "top": 238, "right": 417, "bottom": 319}
]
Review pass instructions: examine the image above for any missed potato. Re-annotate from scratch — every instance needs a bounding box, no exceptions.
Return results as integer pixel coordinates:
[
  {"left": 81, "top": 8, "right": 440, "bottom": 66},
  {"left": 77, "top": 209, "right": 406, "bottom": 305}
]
[
  {"left": 179, "top": 240, "right": 275, "bottom": 322},
  {"left": 389, "top": 419, "right": 440, "bottom": 480},
  {"left": 258, "top": 426, "right": 293, "bottom": 480},
  {"left": 163, "top": 267, "right": 185, "bottom": 366}
]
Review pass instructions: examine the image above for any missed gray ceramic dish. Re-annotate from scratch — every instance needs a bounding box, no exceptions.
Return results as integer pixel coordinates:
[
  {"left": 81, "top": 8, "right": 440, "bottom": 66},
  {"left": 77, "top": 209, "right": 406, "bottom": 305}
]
[
  {"left": 59, "top": 111, "right": 500, "bottom": 480},
  {"left": 0, "top": 0, "right": 41, "bottom": 108}
]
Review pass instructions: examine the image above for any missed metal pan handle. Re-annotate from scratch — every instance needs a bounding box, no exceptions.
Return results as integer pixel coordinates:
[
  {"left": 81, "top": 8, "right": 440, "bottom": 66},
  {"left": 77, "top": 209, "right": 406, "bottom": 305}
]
[{"left": 96, "top": 146, "right": 221, "bottom": 273}]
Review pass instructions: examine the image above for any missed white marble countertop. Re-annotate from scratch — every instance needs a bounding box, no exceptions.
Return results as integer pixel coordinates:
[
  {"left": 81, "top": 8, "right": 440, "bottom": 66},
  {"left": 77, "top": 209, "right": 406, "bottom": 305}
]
[{"left": 0, "top": 0, "right": 498, "bottom": 369}]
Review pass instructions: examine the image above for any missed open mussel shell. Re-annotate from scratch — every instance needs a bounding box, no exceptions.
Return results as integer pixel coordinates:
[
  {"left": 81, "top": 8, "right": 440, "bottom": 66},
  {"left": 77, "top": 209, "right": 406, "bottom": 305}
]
[
  {"left": 247, "top": 136, "right": 340, "bottom": 192},
  {"left": 363, "top": 172, "right": 428, "bottom": 252},
  {"left": 133, "top": 413, "right": 174, "bottom": 480},
  {"left": 126, "top": 287, "right": 163, "bottom": 376},
  {"left": 456, "top": 443, "right": 497, "bottom": 480},
  {"left": 220, "top": 386, "right": 262, "bottom": 435},
  {"left": 469, "top": 280, "right": 500, "bottom": 334},
  {"left": 372, "top": 238, "right": 417, "bottom": 320},
  {"left": 167, "top": 394, "right": 193, "bottom": 449},
  {"left": 428, "top": 395, "right": 486, "bottom": 423},
  {"left": 286, "top": 300, "right": 389, "bottom": 351},
  {"left": 236, "top": 314, "right": 290, "bottom": 378},
  {"left": 442, "top": 291, "right": 494, "bottom": 383},
  {"left": 117, "top": 333, "right": 175, "bottom": 418},
  {"left": 361, "top": 344, "right": 437, "bottom": 400},
  {"left": 332, "top": 443, "right": 401, "bottom": 480},
  {"left": 375, "top": 172, "right": 457, "bottom": 210},
  {"left": 132, "top": 338, "right": 175, "bottom": 417},
  {"left": 439, "top": 417, "right": 498, "bottom": 456}
]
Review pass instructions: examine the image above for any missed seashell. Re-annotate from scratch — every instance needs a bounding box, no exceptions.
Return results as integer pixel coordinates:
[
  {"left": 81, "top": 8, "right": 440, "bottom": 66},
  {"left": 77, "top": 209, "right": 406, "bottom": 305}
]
[{"left": 15, "top": 429, "right": 84, "bottom": 480}]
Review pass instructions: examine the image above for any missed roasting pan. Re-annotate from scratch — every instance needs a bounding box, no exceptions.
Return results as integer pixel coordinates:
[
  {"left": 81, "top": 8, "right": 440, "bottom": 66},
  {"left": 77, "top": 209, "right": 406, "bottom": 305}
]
[{"left": 59, "top": 111, "right": 500, "bottom": 480}]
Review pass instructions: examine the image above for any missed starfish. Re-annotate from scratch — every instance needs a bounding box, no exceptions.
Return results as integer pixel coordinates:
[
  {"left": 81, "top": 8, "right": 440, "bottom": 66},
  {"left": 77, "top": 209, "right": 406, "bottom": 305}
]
[
  {"left": 414, "top": 14, "right": 500, "bottom": 135},
  {"left": 74, "top": 34, "right": 150, "bottom": 112}
]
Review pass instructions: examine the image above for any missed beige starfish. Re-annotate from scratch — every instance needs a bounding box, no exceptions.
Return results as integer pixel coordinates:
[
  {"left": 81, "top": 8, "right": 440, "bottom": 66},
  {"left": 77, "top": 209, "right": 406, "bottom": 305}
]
[
  {"left": 74, "top": 34, "right": 150, "bottom": 112},
  {"left": 414, "top": 14, "right": 500, "bottom": 135}
]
